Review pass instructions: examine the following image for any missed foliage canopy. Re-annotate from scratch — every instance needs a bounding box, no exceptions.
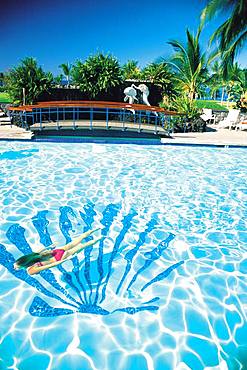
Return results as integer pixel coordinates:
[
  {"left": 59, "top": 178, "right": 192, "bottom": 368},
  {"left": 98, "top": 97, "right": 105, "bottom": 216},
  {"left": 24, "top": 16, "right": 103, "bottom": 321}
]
[
  {"left": 5, "top": 57, "right": 53, "bottom": 105},
  {"left": 72, "top": 53, "right": 123, "bottom": 99},
  {"left": 122, "top": 60, "right": 141, "bottom": 80},
  {"left": 167, "top": 27, "right": 209, "bottom": 101},
  {"left": 201, "top": 0, "right": 247, "bottom": 77}
]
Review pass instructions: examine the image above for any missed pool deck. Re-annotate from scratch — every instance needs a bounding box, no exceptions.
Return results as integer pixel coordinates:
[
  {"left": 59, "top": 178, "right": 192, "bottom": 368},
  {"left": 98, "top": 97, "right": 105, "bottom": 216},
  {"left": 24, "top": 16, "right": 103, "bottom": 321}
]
[
  {"left": 0, "top": 124, "right": 33, "bottom": 140},
  {"left": 161, "top": 126, "right": 247, "bottom": 146},
  {"left": 0, "top": 124, "right": 246, "bottom": 146}
]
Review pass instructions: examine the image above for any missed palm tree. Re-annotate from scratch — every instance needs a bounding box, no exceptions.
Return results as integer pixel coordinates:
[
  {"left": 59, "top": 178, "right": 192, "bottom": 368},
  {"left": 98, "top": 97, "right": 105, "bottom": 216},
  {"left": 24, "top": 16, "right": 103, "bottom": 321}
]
[
  {"left": 226, "top": 63, "right": 247, "bottom": 104},
  {"left": 208, "top": 61, "right": 221, "bottom": 100},
  {"left": 0, "top": 72, "right": 4, "bottom": 86},
  {"left": 167, "top": 27, "right": 208, "bottom": 100},
  {"left": 122, "top": 60, "right": 141, "bottom": 80},
  {"left": 208, "top": 61, "right": 246, "bottom": 105},
  {"left": 228, "top": 63, "right": 247, "bottom": 90},
  {"left": 207, "top": 61, "right": 227, "bottom": 102},
  {"left": 53, "top": 74, "right": 64, "bottom": 86},
  {"left": 59, "top": 62, "right": 72, "bottom": 86},
  {"left": 201, "top": 0, "right": 247, "bottom": 76}
]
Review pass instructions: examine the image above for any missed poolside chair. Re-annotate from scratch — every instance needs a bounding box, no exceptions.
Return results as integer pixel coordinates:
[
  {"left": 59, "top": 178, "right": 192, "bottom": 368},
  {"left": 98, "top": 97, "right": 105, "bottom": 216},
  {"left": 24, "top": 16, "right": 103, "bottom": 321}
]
[
  {"left": 236, "top": 120, "right": 247, "bottom": 131},
  {"left": 200, "top": 108, "right": 216, "bottom": 124},
  {"left": 218, "top": 109, "right": 240, "bottom": 130}
]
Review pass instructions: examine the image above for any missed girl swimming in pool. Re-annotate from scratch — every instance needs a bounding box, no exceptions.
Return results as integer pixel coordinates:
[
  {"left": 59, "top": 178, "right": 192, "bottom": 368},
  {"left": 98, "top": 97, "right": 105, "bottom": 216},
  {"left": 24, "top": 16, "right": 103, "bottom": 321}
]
[{"left": 14, "top": 228, "right": 102, "bottom": 275}]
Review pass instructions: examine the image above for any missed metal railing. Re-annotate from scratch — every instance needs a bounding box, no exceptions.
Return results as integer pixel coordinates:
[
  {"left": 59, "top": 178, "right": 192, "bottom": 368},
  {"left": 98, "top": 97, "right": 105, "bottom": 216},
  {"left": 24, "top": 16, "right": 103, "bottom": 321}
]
[{"left": 8, "top": 101, "right": 182, "bottom": 135}]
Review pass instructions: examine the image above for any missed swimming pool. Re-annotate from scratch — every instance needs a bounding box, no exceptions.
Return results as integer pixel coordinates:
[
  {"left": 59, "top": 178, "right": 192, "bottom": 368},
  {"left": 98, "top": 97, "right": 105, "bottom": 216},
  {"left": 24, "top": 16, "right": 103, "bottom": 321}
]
[{"left": 0, "top": 141, "right": 247, "bottom": 370}]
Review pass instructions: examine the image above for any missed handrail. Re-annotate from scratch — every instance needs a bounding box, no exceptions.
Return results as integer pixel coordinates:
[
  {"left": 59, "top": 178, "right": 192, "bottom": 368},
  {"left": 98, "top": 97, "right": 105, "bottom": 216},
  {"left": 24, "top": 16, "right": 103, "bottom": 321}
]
[
  {"left": 8, "top": 101, "right": 180, "bottom": 115},
  {"left": 8, "top": 100, "right": 185, "bottom": 135}
]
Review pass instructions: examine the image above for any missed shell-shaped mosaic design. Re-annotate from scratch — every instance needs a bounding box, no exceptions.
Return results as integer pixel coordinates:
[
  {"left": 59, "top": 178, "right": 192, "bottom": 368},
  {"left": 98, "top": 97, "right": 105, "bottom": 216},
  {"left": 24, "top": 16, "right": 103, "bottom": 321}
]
[{"left": 0, "top": 203, "right": 184, "bottom": 317}]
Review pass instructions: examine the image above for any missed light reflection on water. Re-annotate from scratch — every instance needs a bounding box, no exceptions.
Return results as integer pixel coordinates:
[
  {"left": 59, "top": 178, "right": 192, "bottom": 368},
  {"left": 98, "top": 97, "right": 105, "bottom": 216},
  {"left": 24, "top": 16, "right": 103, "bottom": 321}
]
[{"left": 0, "top": 142, "right": 247, "bottom": 370}]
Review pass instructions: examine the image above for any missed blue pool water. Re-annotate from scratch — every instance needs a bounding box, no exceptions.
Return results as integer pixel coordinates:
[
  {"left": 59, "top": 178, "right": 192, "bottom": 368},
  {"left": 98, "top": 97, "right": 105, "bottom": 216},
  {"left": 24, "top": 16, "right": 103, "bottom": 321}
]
[{"left": 0, "top": 141, "right": 247, "bottom": 370}]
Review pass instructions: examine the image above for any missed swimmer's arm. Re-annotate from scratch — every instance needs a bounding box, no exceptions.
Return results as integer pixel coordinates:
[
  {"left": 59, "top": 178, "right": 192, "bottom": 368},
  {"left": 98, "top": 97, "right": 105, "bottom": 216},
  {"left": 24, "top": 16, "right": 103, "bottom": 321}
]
[
  {"left": 27, "top": 260, "right": 63, "bottom": 275},
  {"left": 27, "top": 250, "right": 76, "bottom": 275},
  {"left": 36, "top": 243, "right": 57, "bottom": 253}
]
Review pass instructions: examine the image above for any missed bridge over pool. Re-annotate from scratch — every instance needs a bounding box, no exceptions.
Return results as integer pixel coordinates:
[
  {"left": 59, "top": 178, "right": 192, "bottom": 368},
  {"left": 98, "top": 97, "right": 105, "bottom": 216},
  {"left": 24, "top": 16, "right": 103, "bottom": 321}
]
[{"left": 8, "top": 101, "right": 183, "bottom": 138}]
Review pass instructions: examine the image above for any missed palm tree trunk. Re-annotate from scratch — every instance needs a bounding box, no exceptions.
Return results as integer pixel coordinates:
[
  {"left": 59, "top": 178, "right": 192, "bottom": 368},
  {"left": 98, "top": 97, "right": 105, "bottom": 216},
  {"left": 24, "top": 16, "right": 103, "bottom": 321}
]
[
  {"left": 221, "top": 87, "right": 225, "bottom": 105},
  {"left": 188, "top": 91, "right": 194, "bottom": 101}
]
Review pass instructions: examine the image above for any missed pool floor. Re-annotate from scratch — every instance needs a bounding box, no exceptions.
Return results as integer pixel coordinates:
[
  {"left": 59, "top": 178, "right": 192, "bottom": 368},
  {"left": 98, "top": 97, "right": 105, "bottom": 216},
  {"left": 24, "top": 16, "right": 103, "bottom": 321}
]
[{"left": 0, "top": 142, "right": 247, "bottom": 370}]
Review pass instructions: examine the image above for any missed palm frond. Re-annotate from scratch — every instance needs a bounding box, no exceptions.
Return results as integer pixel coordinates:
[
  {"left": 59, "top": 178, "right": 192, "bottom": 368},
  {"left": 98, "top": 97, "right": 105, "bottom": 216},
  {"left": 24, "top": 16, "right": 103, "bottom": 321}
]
[
  {"left": 221, "top": 30, "right": 247, "bottom": 78},
  {"left": 167, "top": 26, "right": 208, "bottom": 100},
  {"left": 205, "top": 0, "right": 246, "bottom": 65},
  {"left": 201, "top": 0, "right": 235, "bottom": 22}
]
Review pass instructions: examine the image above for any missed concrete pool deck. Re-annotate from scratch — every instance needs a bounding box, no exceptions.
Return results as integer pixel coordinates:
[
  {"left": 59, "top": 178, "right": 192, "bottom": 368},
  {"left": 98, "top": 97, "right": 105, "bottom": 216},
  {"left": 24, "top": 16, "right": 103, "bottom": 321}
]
[
  {"left": 0, "top": 124, "right": 33, "bottom": 140},
  {"left": 0, "top": 124, "right": 246, "bottom": 146},
  {"left": 161, "top": 126, "right": 247, "bottom": 146}
]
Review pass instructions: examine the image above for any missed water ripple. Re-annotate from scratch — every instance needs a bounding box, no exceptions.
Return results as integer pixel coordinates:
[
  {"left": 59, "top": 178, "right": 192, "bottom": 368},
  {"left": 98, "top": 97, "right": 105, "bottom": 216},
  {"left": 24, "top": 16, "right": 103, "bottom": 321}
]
[{"left": 0, "top": 142, "right": 247, "bottom": 370}]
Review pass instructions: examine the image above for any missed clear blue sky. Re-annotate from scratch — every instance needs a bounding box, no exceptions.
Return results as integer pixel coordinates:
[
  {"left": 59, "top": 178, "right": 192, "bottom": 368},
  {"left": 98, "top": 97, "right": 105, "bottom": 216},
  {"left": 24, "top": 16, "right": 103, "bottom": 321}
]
[{"left": 0, "top": 0, "right": 246, "bottom": 75}]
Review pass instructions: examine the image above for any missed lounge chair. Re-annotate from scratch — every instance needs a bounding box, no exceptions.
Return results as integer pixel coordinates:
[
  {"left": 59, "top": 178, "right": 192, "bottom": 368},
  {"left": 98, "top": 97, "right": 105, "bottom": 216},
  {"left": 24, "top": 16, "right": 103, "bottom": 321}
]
[
  {"left": 236, "top": 120, "right": 247, "bottom": 131},
  {"left": 218, "top": 109, "right": 240, "bottom": 130},
  {"left": 200, "top": 108, "right": 216, "bottom": 124}
]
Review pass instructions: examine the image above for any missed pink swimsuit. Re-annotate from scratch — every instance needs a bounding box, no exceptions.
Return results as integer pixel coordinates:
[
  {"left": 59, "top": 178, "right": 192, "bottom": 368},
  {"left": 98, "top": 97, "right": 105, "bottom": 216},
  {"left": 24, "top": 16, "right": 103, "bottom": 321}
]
[
  {"left": 51, "top": 248, "right": 65, "bottom": 261},
  {"left": 33, "top": 249, "right": 65, "bottom": 268}
]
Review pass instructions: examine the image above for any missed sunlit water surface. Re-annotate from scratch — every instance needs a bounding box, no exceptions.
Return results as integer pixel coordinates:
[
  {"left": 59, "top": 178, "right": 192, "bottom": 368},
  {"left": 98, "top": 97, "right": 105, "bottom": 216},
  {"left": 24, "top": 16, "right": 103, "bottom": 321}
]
[{"left": 0, "top": 142, "right": 247, "bottom": 370}]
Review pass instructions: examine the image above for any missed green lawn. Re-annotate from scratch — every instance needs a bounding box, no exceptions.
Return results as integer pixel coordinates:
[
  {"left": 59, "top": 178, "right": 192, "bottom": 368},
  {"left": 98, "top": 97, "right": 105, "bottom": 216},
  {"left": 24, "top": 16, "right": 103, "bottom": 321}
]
[
  {"left": 0, "top": 92, "right": 12, "bottom": 103},
  {"left": 195, "top": 100, "right": 230, "bottom": 111}
]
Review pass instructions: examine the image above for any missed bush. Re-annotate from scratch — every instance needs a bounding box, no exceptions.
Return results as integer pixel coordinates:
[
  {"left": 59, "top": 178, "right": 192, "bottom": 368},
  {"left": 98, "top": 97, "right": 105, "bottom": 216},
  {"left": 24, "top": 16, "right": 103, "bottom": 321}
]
[
  {"left": 236, "top": 96, "right": 247, "bottom": 112},
  {"left": 142, "top": 62, "right": 177, "bottom": 99},
  {"left": 229, "top": 85, "right": 247, "bottom": 112},
  {"left": 162, "top": 95, "right": 208, "bottom": 132},
  {"left": 72, "top": 53, "right": 123, "bottom": 99},
  {"left": 163, "top": 95, "right": 200, "bottom": 119},
  {"left": 5, "top": 57, "right": 53, "bottom": 105}
]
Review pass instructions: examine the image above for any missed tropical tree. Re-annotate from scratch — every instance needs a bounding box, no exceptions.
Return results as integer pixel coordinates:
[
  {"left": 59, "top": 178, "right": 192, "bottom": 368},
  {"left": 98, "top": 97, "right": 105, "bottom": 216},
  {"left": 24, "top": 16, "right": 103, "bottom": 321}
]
[
  {"left": 122, "top": 60, "right": 141, "bottom": 80},
  {"left": 5, "top": 57, "right": 53, "bottom": 104},
  {"left": 142, "top": 62, "right": 177, "bottom": 99},
  {"left": 207, "top": 61, "right": 221, "bottom": 99},
  {"left": 228, "top": 63, "right": 247, "bottom": 91},
  {"left": 72, "top": 53, "right": 122, "bottom": 99},
  {"left": 226, "top": 63, "right": 247, "bottom": 108},
  {"left": 207, "top": 61, "right": 228, "bottom": 102},
  {"left": 59, "top": 62, "right": 72, "bottom": 86},
  {"left": 201, "top": 0, "right": 247, "bottom": 76},
  {"left": 0, "top": 72, "right": 4, "bottom": 86},
  {"left": 167, "top": 27, "right": 209, "bottom": 100},
  {"left": 53, "top": 74, "right": 64, "bottom": 86},
  {"left": 0, "top": 73, "right": 5, "bottom": 92},
  {"left": 207, "top": 61, "right": 246, "bottom": 105}
]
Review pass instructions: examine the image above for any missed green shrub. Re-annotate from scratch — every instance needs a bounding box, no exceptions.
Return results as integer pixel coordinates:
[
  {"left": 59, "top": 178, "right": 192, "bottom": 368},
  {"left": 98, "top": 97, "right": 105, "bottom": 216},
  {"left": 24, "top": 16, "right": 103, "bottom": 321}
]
[
  {"left": 161, "top": 95, "right": 208, "bottom": 132},
  {"left": 142, "top": 62, "right": 177, "bottom": 98},
  {"left": 72, "top": 53, "right": 122, "bottom": 99},
  {"left": 5, "top": 57, "right": 53, "bottom": 105},
  {"left": 122, "top": 60, "right": 141, "bottom": 80},
  {"left": 162, "top": 95, "right": 200, "bottom": 119}
]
